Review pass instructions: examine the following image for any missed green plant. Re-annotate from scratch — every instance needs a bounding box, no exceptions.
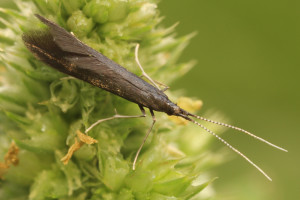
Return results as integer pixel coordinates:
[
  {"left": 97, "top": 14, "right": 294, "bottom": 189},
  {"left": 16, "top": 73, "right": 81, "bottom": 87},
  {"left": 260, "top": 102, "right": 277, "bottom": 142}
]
[{"left": 0, "top": 0, "right": 227, "bottom": 199}]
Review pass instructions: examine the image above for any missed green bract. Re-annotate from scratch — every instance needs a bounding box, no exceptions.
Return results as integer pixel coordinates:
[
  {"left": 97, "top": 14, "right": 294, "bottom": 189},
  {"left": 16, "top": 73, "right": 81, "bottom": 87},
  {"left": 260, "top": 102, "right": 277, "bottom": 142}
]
[{"left": 0, "top": 0, "right": 227, "bottom": 199}]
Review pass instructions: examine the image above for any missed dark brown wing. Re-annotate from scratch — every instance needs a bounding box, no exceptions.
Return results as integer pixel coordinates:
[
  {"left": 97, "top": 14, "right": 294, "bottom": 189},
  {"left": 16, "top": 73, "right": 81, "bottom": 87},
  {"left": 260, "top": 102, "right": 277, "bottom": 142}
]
[
  {"left": 22, "top": 15, "right": 173, "bottom": 113},
  {"left": 31, "top": 15, "right": 122, "bottom": 75},
  {"left": 34, "top": 14, "right": 88, "bottom": 55},
  {"left": 22, "top": 30, "right": 72, "bottom": 75}
]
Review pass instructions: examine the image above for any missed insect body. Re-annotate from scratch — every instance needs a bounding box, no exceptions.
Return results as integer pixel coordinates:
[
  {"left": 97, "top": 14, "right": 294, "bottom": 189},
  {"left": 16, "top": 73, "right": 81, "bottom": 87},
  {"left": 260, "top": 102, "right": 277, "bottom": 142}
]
[
  {"left": 24, "top": 15, "right": 183, "bottom": 116},
  {"left": 22, "top": 14, "right": 287, "bottom": 181}
]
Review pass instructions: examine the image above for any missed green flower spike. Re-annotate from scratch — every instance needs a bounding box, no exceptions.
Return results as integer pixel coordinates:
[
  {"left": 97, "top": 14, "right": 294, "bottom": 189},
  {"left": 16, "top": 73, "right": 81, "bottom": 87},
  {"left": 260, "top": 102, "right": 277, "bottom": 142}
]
[{"left": 0, "top": 0, "right": 227, "bottom": 199}]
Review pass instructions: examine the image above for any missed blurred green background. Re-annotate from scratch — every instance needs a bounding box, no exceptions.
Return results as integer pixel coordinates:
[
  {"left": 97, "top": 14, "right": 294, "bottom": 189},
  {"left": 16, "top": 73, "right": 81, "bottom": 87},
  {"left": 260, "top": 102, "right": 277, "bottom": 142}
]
[{"left": 160, "top": 1, "right": 299, "bottom": 200}]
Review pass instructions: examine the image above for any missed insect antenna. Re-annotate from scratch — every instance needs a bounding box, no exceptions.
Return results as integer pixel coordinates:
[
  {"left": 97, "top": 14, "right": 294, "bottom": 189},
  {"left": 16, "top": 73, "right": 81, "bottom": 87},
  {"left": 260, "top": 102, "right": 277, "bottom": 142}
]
[
  {"left": 187, "top": 113, "right": 287, "bottom": 152},
  {"left": 179, "top": 114, "right": 273, "bottom": 181}
]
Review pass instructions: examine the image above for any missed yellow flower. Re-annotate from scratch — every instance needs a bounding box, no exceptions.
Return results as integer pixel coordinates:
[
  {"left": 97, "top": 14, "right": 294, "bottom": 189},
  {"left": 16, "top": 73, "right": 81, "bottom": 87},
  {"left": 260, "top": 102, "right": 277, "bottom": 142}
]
[{"left": 169, "top": 97, "right": 203, "bottom": 125}]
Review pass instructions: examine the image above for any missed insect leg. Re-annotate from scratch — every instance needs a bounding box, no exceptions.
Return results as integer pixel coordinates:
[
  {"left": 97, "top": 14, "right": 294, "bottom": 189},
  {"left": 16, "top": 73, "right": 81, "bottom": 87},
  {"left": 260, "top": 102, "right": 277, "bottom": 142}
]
[
  {"left": 152, "top": 79, "right": 170, "bottom": 92},
  {"left": 135, "top": 44, "right": 169, "bottom": 91},
  {"left": 132, "top": 109, "right": 156, "bottom": 170},
  {"left": 85, "top": 105, "right": 146, "bottom": 133}
]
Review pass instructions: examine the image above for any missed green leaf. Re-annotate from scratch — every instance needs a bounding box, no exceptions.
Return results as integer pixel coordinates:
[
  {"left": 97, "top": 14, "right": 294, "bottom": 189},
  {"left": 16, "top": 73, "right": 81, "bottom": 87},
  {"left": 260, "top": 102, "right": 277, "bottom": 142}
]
[
  {"left": 50, "top": 78, "right": 79, "bottom": 112},
  {"left": 152, "top": 177, "right": 193, "bottom": 197},
  {"left": 55, "top": 151, "right": 82, "bottom": 196},
  {"left": 29, "top": 169, "right": 68, "bottom": 200},
  {"left": 67, "top": 10, "right": 95, "bottom": 37},
  {"left": 125, "top": 170, "right": 154, "bottom": 193},
  {"left": 62, "top": 0, "right": 85, "bottom": 15},
  {"left": 0, "top": 0, "right": 227, "bottom": 199}
]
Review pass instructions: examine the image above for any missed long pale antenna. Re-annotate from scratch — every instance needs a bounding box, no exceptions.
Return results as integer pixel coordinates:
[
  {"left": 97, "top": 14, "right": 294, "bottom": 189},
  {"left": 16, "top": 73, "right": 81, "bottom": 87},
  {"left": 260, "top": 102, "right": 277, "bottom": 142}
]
[
  {"left": 180, "top": 115, "right": 273, "bottom": 181},
  {"left": 188, "top": 113, "right": 287, "bottom": 152}
]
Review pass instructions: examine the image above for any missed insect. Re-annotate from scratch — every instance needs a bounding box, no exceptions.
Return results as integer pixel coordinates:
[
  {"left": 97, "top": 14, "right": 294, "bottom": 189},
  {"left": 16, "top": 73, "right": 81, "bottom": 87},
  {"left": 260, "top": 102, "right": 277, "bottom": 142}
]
[{"left": 22, "top": 14, "right": 287, "bottom": 181}]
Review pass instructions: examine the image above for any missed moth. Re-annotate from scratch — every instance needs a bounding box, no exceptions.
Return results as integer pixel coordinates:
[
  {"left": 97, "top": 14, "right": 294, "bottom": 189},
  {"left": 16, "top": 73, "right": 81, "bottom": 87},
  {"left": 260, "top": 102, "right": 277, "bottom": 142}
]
[{"left": 22, "top": 14, "right": 287, "bottom": 180}]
